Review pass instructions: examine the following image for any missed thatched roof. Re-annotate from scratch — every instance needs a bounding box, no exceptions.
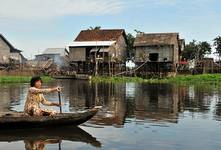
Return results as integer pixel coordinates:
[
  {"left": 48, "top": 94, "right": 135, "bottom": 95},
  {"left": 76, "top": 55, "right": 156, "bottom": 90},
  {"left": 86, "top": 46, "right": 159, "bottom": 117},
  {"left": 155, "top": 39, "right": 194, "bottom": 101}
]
[
  {"left": 134, "top": 33, "right": 180, "bottom": 47},
  {"left": 75, "top": 29, "right": 126, "bottom": 41}
]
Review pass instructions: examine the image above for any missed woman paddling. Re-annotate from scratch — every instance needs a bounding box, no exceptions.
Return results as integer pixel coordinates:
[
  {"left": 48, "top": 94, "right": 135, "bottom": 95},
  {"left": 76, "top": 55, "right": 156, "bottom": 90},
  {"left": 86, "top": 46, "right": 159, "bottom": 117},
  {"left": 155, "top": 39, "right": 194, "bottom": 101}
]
[{"left": 24, "top": 76, "right": 61, "bottom": 116}]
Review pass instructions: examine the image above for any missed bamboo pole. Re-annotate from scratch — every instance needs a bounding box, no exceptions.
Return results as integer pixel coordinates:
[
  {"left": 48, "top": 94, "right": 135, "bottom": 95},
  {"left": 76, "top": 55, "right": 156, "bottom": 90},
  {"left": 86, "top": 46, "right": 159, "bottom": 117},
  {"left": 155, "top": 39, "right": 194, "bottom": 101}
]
[{"left": 58, "top": 91, "right": 62, "bottom": 113}]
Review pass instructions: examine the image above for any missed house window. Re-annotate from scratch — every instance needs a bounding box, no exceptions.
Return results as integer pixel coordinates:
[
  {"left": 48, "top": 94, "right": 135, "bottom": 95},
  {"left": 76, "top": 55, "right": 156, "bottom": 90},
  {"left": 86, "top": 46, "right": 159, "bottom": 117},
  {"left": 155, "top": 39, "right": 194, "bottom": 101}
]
[{"left": 149, "top": 53, "right": 159, "bottom": 62}]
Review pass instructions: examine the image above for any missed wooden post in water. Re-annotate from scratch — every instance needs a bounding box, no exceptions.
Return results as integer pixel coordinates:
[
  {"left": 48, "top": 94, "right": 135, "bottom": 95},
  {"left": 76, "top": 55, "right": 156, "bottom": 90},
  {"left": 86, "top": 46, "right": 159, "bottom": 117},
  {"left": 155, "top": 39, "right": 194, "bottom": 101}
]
[
  {"left": 58, "top": 91, "right": 62, "bottom": 113},
  {"left": 59, "top": 141, "right": 62, "bottom": 150}
]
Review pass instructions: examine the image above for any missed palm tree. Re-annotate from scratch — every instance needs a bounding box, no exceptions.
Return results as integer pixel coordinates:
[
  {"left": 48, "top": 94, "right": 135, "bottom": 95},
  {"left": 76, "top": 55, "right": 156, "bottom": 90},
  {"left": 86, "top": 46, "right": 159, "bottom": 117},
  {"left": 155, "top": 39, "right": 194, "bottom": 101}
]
[{"left": 88, "top": 26, "right": 101, "bottom": 30}]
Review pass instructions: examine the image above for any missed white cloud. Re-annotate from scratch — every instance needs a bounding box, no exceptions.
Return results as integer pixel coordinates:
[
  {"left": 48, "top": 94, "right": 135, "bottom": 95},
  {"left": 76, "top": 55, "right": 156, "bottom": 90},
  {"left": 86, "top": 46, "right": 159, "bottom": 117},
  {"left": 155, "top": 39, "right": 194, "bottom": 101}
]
[
  {"left": 0, "top": 0, "right": 126, "bottom": 19},
  {"left": 0, "top": 0, "right": 217, "bottom": 20},
  {"left": 142, "top": 0, "right": 218, "bottom": 9}
]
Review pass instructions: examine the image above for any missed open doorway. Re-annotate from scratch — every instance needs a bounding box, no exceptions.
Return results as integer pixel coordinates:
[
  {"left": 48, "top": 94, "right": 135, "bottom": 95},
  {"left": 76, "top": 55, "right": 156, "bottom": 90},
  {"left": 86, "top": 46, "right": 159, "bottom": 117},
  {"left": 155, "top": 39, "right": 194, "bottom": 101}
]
[{"left": 149, "top": 53, "right": 159, "bottom": 62}]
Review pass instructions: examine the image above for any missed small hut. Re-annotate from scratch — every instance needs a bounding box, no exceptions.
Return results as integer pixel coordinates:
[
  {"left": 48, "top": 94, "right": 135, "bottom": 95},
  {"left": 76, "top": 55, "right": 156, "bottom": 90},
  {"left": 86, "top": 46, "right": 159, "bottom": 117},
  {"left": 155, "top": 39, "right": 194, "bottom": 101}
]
[
  {"left": 0, "top": 34, "right": 25, "bottom": 65},
  {"left": 69, "top": 29, "right": 127, "bottom": 75},
  {"left": 35, "top": 48, "right": 69, "bottom": 67},
  {"left": 134, "top": 33, "right": 185, "bottom": 76}
]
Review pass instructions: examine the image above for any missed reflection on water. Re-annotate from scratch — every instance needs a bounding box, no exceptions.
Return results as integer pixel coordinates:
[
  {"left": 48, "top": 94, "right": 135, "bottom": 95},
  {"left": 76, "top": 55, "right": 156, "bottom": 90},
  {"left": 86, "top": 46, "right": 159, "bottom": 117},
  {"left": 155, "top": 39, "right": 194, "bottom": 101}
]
[
  {"left": 0, "top": 80, "right": 221, "bottom": 149},
  {"left": 24, "top": 139, "right": 60, "bottom": 150},
  {"left": 0, "top": 84, "right": 26, "bottom": 111},
  {"left": 0, "top": 126, "right": 101, "bottom": 150}
]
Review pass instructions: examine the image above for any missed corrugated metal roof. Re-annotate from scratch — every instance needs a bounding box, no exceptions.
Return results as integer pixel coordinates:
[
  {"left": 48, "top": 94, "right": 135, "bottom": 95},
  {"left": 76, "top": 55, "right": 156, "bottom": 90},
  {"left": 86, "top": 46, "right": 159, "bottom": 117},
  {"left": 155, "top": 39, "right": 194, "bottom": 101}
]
[
  {"left": 42, "top": 48, "right": 68, "bottom": 56},
  {"left": 89, "top": 47, "right": 110, "bottom": 53},
  {"left": 90, "top": 48, "right": 99, "bottom": 53},
  {"left": 99, "top": 47, "right": 109, "bottom": 52},
  {"left": 69, "top": 41, "right": 116, "bottom": 47}
]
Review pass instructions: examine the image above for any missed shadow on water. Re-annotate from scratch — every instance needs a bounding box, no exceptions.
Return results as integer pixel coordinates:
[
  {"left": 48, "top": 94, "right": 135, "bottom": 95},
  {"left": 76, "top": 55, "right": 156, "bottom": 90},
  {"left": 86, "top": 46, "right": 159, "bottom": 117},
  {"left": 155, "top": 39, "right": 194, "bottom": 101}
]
[{"left": 0, "top": 126, "right": 101, "bottom": 149}]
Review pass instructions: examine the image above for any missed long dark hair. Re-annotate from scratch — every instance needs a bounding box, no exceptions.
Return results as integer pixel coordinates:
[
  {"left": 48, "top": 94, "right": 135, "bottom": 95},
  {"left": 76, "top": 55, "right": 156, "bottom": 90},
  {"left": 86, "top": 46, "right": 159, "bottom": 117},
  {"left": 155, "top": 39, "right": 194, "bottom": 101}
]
[{"left": 30, "top": 76, "right": 42, "bottom": 87}]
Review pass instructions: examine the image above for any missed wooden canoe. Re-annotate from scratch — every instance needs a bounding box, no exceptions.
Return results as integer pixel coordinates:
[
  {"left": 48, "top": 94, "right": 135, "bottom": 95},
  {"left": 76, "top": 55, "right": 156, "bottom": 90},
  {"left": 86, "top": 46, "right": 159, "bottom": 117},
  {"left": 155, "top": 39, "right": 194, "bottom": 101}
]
[{"left": 0, "top": 107, "right": 100, "bottom": 129}]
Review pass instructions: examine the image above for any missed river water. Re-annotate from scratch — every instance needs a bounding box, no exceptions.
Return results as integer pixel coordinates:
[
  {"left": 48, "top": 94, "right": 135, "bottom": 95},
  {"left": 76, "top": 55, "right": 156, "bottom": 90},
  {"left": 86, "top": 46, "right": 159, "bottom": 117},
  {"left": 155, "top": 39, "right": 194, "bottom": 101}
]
[{"left": 0, "top": 80, "right": 221, "bottom": 150}]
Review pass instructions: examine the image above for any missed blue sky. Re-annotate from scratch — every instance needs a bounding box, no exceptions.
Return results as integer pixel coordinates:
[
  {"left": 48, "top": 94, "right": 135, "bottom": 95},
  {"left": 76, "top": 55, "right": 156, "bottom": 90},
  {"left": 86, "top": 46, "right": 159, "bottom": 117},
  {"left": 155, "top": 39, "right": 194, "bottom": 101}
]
[{"left": 0, "top": 0, "right": 221, "bottom": 58}]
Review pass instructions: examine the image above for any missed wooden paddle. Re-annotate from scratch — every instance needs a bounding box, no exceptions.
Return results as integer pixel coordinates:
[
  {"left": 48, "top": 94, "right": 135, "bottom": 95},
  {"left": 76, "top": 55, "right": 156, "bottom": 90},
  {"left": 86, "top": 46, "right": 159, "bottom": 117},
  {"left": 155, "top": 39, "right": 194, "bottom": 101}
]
[
  {"left": 58, "top": 91, "right": 62, "bottom": 113},
  {"left": 59, "top": 141, "right": 62, "bottom": 150}
]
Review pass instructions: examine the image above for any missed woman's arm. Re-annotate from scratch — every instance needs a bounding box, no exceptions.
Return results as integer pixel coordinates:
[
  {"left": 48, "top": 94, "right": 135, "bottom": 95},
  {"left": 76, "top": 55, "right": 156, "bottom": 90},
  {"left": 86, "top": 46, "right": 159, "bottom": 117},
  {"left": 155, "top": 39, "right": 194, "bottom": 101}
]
[
  {"left": 29, "top": 87, "right": 53, "bottom": 94},
  {"left": 41, "top": 94, "right": 60, "bottom": 106},
  {"left": 29, "top": 87, "right": 59, "bottom": 94}
]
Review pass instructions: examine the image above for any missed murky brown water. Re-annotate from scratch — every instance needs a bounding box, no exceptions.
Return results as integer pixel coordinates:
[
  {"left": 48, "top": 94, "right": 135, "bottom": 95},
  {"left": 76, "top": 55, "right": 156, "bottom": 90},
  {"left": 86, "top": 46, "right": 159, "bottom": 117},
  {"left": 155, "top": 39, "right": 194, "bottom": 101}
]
[{"left": 0, "top": 80, "right": 221, "bottom": 150}]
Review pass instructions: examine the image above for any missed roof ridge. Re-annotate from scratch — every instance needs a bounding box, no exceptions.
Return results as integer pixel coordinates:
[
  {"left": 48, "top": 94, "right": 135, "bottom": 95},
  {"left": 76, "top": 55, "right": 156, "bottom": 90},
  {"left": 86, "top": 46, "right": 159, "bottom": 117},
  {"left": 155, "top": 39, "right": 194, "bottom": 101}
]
[
  {"left": 81, "top": 29, "right": 124, "bottom": 31},
  {"left": 46, "top": 48, "right": 66, "bottom": 49},
  {"left": 138, "top": 32, "right": 179, "bottom": 36}
]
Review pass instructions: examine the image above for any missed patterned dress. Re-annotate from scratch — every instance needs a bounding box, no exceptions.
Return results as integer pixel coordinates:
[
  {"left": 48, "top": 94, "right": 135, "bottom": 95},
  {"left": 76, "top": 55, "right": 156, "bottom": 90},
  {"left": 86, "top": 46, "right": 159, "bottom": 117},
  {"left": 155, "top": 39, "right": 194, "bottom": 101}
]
[{"left": 24, "top": 87, "right": 57, "bottom": 116}]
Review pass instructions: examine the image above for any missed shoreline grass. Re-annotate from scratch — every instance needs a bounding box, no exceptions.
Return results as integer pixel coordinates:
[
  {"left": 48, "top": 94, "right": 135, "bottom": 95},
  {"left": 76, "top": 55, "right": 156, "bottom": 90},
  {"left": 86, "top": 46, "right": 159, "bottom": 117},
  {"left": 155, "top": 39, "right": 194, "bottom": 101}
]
[
  {"left": 0, "top": 76, "right": 53, "bottom": 84},
  {"left": 91, "top": 74, "right": 221, "bottom": 84},
  {"left": 1, "top": 74, "right": 221, "bottom": 85}
]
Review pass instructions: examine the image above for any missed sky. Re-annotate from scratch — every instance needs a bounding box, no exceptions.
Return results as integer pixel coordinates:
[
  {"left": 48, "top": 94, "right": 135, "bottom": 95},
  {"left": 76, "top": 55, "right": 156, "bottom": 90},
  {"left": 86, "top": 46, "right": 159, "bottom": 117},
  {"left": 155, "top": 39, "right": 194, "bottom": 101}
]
[{"left": 0, "top": 0, "right": 221, "bottom": 59}]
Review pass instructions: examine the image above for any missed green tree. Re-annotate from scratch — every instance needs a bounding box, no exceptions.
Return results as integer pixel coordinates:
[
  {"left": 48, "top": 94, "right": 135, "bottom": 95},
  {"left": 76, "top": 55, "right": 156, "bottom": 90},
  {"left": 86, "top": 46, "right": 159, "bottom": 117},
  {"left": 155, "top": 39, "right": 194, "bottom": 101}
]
[
  {"left": 198, "top": 41, "right": 211, "bottom": 60},
  {"left": 126, "top": 33, "right": 135, "bottom": 59},
  {"left": 214, "top": 36, "right": 221, "bottom": 57},
  {"left": 181, "top": 40, "right": 198, "bottom": 60},
  {"left": 181, "top": 40, "right": 211, "bottom": 60}
]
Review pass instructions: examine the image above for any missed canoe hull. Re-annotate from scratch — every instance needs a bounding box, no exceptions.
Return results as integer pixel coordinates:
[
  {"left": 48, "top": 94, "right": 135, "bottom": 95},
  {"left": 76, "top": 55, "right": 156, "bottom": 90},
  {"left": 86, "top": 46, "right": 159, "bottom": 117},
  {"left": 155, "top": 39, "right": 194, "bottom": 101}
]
[{"left": 0, "top": 108, "right": 99, "bottom": 129}]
